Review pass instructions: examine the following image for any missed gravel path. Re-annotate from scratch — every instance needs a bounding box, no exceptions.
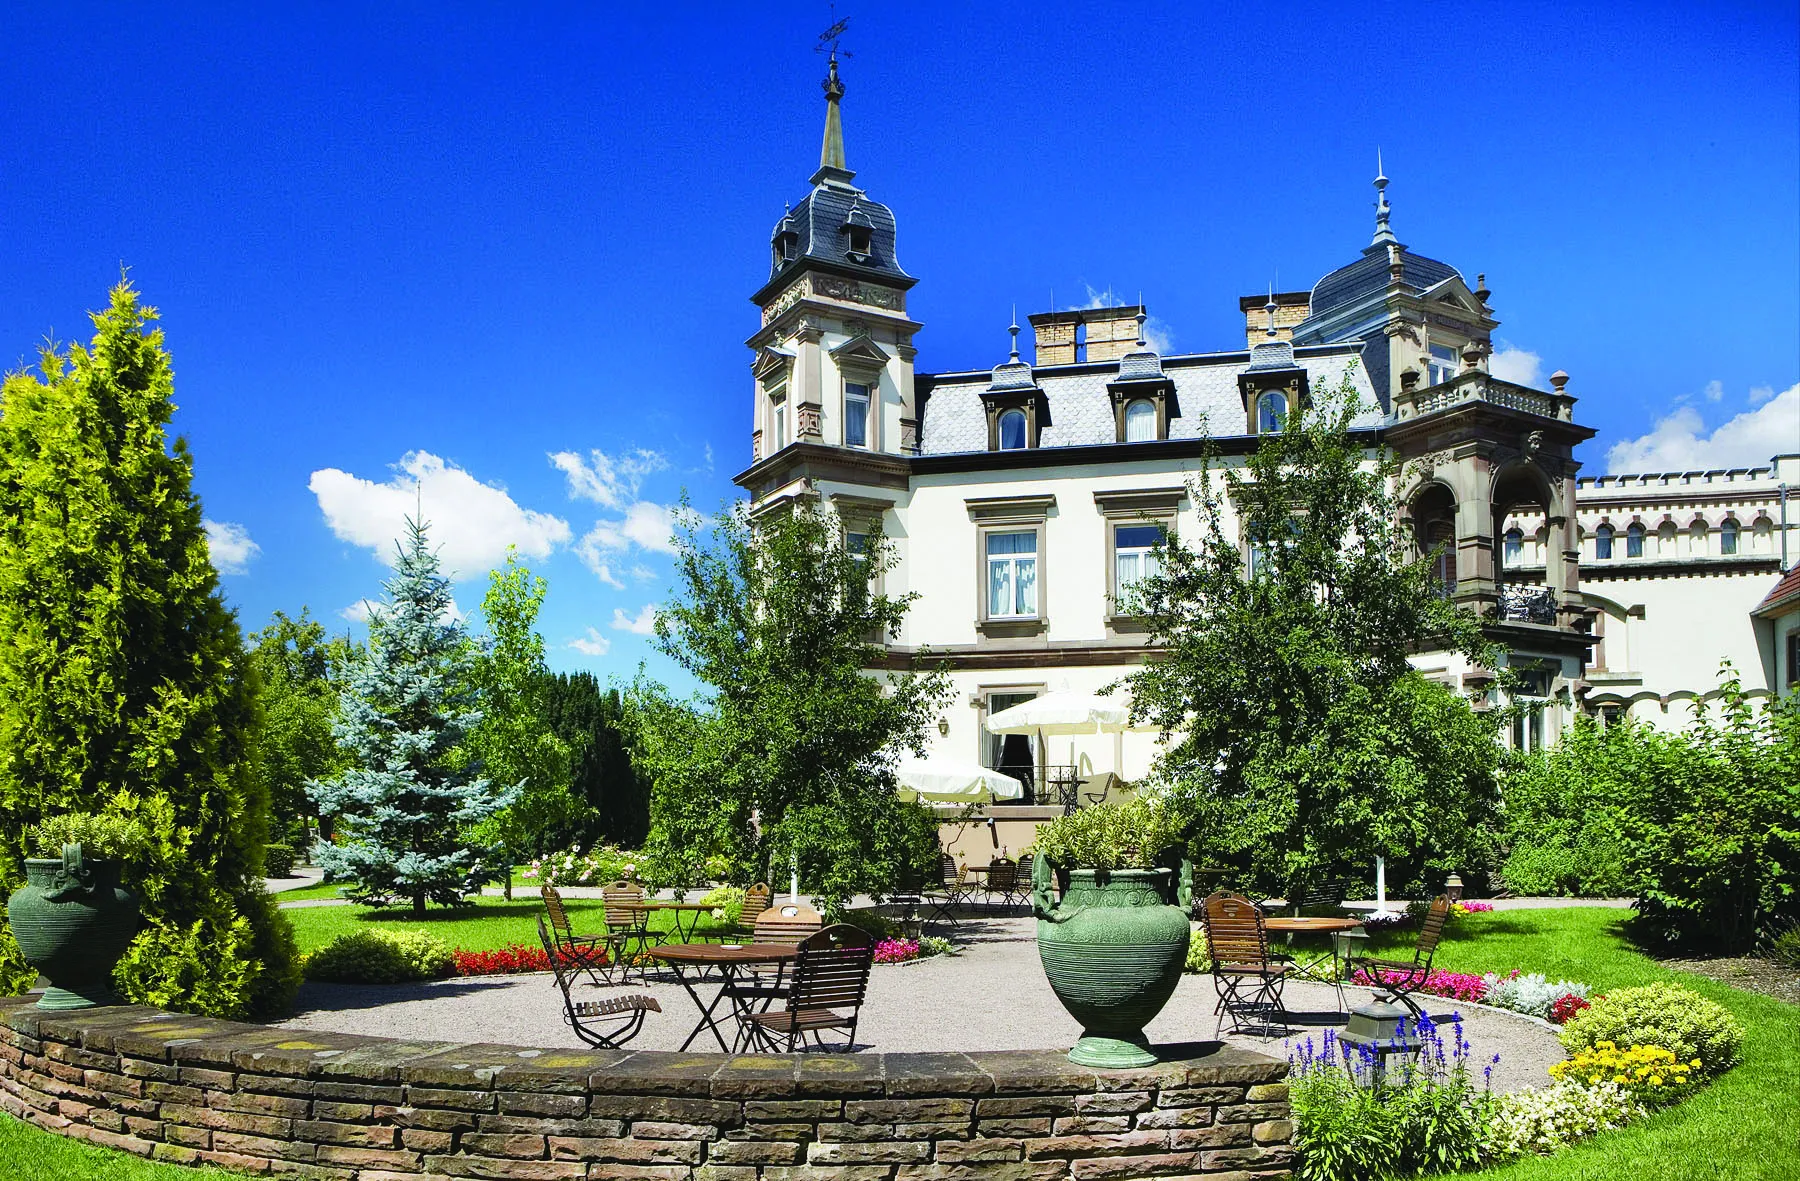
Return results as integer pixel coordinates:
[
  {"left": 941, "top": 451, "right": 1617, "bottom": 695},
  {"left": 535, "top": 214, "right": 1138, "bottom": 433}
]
[{"left": 278, "top": 916, "right": 1562, "bottom": 1092}]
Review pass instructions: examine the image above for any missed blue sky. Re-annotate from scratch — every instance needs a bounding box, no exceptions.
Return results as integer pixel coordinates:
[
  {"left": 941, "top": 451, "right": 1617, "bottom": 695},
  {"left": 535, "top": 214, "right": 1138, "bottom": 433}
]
[{"left": 4, "top": 2, "right": 1797, "bottom": 685}]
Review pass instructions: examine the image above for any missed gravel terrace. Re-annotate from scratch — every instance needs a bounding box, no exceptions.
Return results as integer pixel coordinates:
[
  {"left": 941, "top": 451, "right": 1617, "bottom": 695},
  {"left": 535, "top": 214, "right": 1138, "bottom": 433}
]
[{"left": 278, "top": 915, "right": 1562, "bottom": 1091}]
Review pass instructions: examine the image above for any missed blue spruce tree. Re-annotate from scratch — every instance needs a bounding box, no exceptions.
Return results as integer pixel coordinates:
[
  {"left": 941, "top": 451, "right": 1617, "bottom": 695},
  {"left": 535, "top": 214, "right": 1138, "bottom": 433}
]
[{"left": 311, "top": 518, "right": 517, "bottom": 916}]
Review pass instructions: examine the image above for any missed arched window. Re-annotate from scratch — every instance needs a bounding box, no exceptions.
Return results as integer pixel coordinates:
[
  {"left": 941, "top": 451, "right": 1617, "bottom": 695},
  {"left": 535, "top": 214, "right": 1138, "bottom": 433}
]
[
  {"left": 1594, "top": 523, "right": 1614, "bottom": 561},
  {"left": 1124, "top": 399, "right": 1156, "bottom": 442},
  {"left": 998, "top": 409, "right": 1028, "bottom": 450},
  {"left": 1625, "top": 522, "right": 1645, "bottom": 558},
  {"left": 1502, "top": 527, "right": 1524, "bottom": 568},
  {"left": 1256, "top": 390, "right": 1287, "bottom": 433},
  {"left": 1427, "top": 521, "right": 1457, "bottom": 597},
  {"left": 1689, "top": 519, "right": 1709, "bottom": 556},
  {"left": 1657, "top": 520, "right": 1678, "bottom": 557},
  {"left": 1721, "top": 518, "right": 1739, "bottom": 555}
]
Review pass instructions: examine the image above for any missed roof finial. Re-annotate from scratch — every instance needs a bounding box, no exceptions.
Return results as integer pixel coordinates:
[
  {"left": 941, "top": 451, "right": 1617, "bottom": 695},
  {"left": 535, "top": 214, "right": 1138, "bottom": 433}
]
[
  {"left": 1136, "top": 293, "right": 1147, "bottom": 348},
  {"left": 1264, "top": 281, "right": 1278, "bottom": 338},
  {"left": 813, "top": 12, "right": 853, "bottom": 180},
  {"left": 1371, "top": 150, "right": 1397, "bottom": 248},
  {"left": 1008, "top": 308, "right": 1021, "bottom": 363}
]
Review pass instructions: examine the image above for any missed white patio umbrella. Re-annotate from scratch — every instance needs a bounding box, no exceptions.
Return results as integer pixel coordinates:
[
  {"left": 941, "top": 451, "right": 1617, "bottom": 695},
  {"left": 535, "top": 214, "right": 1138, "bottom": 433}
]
[
  {"left": 893, "top": 756, "right": 1026, "bottom": 805},
  {"left": 983, "top": 691, "right": 1150, "bottom": 794}
]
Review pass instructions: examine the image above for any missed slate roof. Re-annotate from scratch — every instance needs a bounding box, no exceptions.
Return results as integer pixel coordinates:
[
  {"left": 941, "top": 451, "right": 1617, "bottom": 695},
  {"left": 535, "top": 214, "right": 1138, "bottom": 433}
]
[
  {"left": 766, "top": 178, "right": 912, "bottom": 290},
  {"left": 918, "top": 346, "right": 1376, "bottom": 456},
  {"left": 1305, "top": 245, "right": 1461, "bottom": 324}
]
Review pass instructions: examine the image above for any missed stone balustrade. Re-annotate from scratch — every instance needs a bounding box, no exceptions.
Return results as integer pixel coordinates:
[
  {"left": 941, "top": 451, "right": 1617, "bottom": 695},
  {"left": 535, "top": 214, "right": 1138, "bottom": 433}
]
[{"left": 0, "top": 996, "right": 1295, "bottom": 1180}]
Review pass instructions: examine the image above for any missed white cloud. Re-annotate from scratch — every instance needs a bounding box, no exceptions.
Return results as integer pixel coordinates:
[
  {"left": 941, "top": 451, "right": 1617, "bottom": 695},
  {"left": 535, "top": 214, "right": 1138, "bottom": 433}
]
[
  {"left": 309, "top": 451, "right": 571, "bottom": 579},
  {"left": 576, "top": 551, "right": 627, "bottom": 590},
  {"left": 612, "top": 604, "right": 659, "bottom": 635},
  {"left": 1750, "top": 384, "right": 1776, "bottom": 406},
  {"left": 340, "top": 599, "right": 375, "bottom": 623},
  {"left": 202, "top": 519, "right": 259, "bottom": 575},
  {"left": 1605, "top": 383, "right": 1800, "bottom": 474},
  {"left": 629, "top": 564, "right": 657, "bottom": 582},
  {"left": 578, "top": 501, "right": 680, "bottom": 563},
  {"left": 1702, "top": 379, "right": 1725, "bottom": 403},
  {"left": 548, "top": 448, "right": 667, "bottom": 509},
  {"left": 568, "top": 628, "right": 612, "bottom": 657},
  {"left": 1488, "top": 342, "right": 1543, "bottom": 387}
]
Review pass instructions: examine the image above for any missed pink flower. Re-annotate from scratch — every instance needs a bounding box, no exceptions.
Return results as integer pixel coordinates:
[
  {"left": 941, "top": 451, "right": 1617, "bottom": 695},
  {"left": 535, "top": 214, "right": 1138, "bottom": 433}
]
[{"left": 873, "top": 938, "right": 920, "bottom": 964}]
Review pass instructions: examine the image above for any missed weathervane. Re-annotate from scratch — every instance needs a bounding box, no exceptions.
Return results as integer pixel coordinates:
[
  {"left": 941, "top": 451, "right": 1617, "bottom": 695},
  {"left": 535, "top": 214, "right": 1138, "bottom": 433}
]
[{"left": 815, "top": 6, "right": 851, "bottom": 60}]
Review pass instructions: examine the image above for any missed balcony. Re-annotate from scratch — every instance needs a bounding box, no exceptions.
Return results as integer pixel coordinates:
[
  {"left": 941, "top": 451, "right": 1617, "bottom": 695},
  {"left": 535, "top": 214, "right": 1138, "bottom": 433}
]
[{"left": 1394, "top": 371, "right": 1576, "bottom": 424}]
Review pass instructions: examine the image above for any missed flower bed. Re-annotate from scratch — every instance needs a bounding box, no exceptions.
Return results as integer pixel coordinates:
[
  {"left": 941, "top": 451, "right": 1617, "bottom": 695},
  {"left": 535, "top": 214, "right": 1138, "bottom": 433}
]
[
  {"left": 1349, "top": 966, "right": 1593, "bottom": 1022},
  {"left": 872, "top": 935, "right": 953, "bottom": 964},
  {"left": 1291, "top": 977, "right": 1743, "bottom": 1179}
]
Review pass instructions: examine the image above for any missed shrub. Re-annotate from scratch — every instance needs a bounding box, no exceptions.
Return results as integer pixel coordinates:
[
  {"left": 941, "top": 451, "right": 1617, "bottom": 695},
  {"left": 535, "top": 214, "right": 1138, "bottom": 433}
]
[
  {"left": 1549, "top": 1042, "right": 1701, "bottom": 1105},
  {"left": 919, "top": 935, "right": 953, "bottom": 958},
  {"left": 1501, "top": 840, "right": 1580, "bottom": 897},
  {"left": 263, "top": 843, "right": 298, "bottom": 879},
  {"left": 302, "top": 929, "right": 454, "bottom": 983},
  {"left": 1558, "top": 983, "right": 1744, "bottom": 1076},
  {"left": 1185, "top": 928, "right": 1211, "bottom": 974},
  {"left": 839, "top": 908, "right": 900, "bottom": 941},
  {"left": 1031, "top": 796, "right": 1186, "bottom": 871},
  {"left": 26, "top": 814, "right": 153, "bottom": 861},
  {"left": 1772, "top": 923, "right": 1800, "bottom": 969},
  {"left": 699, "top": 886, "right": 745, "bottom": 928},
  {"left": 1289, "top": 1016, "right": 1494, "bottom": 1181},
  {"left": 1482, "top": 972, "right": 1590, "bottom": 1020},
  {"left": 524, "top": 844, "right": 637, "bottom": 888},
  {"left": 1483, "top": 1080, "right": 1644, "bottom": 1160}
]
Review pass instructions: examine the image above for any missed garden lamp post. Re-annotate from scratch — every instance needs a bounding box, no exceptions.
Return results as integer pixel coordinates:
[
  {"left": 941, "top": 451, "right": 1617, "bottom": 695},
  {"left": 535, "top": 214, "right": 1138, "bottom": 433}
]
[{"left": 1336, "top": 999, "right": 1423, "bottom": 1086}]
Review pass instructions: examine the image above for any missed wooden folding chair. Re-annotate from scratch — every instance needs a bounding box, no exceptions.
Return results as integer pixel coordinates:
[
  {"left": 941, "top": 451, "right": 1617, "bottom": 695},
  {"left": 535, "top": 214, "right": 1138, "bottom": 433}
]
[
  {"left": 539, "top": 885, "right": 610, "bottom": 985},
  {"left": 723, "top": 903, "right": 824, "bottom": 1007},
  {"left": 923, "top": 854, "right": 970, "bottom": 925},
  {"left": 983, "top": 859, "right": 1020, "bottom": 913},
  {"left": 1200, "top": 890, "right": 1291, "bottom": 1037},
  {"left": 1347, "top": 896, "right": 1452, "bottom": 1018},
  {"left": 744, "top": 924, "right": 875, "bottom": 1052},
  {"left": 601, "top": 880, "right": 664, "bottom": 983},
  {"left": 536, "top": 917, "right": 659, "bottom": 1047}
]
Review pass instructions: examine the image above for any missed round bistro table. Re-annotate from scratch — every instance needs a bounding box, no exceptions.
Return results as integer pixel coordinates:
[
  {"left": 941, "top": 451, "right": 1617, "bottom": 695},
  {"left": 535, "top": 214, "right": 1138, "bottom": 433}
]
[
  {"left": 1262, "top": 916, "right": 1367, "bottom": 1012},
  {"left": 649, "top": 942, "right": 800, "bottom": 1052},
  {"left": 631, "top": 900, "right": 719, "bottom": 944}
]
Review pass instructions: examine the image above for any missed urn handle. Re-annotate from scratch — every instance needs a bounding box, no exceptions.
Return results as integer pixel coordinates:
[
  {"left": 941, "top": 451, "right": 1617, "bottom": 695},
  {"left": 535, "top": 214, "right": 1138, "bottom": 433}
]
[{"left": 46, "top": 842, "right": 99, "bottom": 903}]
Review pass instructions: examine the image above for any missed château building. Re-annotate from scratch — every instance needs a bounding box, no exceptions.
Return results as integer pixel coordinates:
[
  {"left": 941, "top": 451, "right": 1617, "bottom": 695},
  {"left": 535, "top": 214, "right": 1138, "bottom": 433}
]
[{"left": 734, "top": 58, "right": 1800, "bottom": 830}]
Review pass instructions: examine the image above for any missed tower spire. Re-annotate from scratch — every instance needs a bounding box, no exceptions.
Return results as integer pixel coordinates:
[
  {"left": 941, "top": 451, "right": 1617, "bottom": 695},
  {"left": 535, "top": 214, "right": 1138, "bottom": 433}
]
[
  {"left": 819, "top": 53, "right": 847, "bottom": 175},
  {"left": 1371, "top": 150, "right": 1397, "bottom": 248}
]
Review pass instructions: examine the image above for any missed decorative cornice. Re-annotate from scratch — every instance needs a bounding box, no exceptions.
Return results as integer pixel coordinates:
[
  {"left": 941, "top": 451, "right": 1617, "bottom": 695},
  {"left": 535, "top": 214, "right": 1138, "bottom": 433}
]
[
  {"left": 965, "top": 493, "right": 1056, "bottom": 522},
  {"left": 1092, "top": 487, "right": 1189, "bottom": 516}
]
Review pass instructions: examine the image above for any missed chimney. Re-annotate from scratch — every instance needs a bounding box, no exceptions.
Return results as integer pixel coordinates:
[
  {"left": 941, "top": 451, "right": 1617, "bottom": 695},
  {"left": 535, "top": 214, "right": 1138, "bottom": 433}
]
[
  {"left": 1027, "top": 305, "right": 1147, "bottom": 365},
  {"left": 1081, "top": 305, "right": 1144, "bottom": 362},
  {"left": 1237, "top": 291, "right": 1311, "bottom": 348}
]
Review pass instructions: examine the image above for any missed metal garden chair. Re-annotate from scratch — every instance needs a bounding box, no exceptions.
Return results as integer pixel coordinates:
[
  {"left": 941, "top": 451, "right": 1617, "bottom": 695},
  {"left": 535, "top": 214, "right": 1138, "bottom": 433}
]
[
  {"left": 1200, "top": 890, "right": 1292, "bottom": 1038},
  {"left": 535, "top": 917, "right": 659, "bottom": 1047},
  {"left": 1346, "top": 895, "right": 1452, "bottom": 1018},
  {"left": 742, "top": 924, "right": 875, "bottom": 1053}
]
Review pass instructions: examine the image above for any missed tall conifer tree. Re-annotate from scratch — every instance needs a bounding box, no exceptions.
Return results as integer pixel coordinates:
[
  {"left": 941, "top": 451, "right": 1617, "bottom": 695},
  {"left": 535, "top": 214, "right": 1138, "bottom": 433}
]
[
  {"left": 0, "top": 280, "right": 299, "bottom": 1018},
  {"left": 311, "top": 518, "right": 517, "bottom": 916}
]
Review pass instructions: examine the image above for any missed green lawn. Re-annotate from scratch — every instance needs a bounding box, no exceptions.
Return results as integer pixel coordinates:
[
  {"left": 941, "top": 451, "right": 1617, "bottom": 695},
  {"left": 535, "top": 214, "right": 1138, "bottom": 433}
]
[
  {"left": 281, "top": 895, "right": 736, "bottom": 954},
  {"left": 0, "top": 1114, "right": 253, "bottom": 1179},
  {"left": 1362, "top": 908, "right": 1800, "bottom": 1181}
]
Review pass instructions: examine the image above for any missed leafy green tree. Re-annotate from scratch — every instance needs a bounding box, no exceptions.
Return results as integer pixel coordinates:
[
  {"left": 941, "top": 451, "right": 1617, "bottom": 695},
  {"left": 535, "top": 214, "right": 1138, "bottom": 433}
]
[
  {"left": 310, "top": 518, "right": 518, "bottom": 916},
  {"left": 0, "top": 280, "right": 299, "bottom": 1018},
  {"left": 631, "top": 498, "right": 950, "bottom": 913},
  {"left": 540, "top": 672, "right": 649, "bottom": 847},
  {"left": 247, "top": 608, "right": 349, "bottom": 846},
  {"left": 1123, "top": 375, "right": 1505, "bottom": 898},
  {"left": 466, "top": 551, "right": 578, "bottom": 897}
]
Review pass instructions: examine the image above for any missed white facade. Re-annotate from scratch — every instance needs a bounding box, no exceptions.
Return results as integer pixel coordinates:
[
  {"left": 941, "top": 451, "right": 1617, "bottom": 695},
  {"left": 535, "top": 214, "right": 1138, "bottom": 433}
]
[{"left": 739, "top": 66, "right": 1800, "bottom": 818}]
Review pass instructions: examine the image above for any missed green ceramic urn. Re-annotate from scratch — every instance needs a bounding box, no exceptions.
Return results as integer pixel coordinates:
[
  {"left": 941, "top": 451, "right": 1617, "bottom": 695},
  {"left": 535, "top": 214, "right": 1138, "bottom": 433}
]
[
  {"left": 7, "top": 844, "right": 139, "bottom": 1010},
  {"left": 1034, "top": 857, "right": 1192, "bottom": 1068}
]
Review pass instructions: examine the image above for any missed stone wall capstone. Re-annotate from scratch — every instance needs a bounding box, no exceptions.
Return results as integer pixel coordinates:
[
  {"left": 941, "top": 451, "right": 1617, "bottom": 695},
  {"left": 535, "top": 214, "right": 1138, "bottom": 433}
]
[{"left": 0, "top": 996, "right": 1295, "bottom": 1180}]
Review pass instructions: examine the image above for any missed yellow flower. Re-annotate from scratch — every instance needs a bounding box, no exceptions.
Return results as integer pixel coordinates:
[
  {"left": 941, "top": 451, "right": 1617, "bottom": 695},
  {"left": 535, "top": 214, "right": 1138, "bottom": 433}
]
[
  {"left": 1615, "top": 1075, "right": 1627, "bottom": 1084},
  {"left": 1691, "top": 1059, "right": 1702, "bottom": 1068},
  {"left": 1589, "top": 1075, "right": 1601, "bottom": 1085},
  {"left": 1651, "top": 1076, "right": 1664, "bottom": 1086}
]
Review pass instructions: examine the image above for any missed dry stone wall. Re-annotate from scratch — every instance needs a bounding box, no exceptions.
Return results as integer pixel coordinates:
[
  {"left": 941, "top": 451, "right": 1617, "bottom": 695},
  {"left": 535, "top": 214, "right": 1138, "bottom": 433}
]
[{"left": 0, "top": 996, "right": 1294, "bottom": 1180}]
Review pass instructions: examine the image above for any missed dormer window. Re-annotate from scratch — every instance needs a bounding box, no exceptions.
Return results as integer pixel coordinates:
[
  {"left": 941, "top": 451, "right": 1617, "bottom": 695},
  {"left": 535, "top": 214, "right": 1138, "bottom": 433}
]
[
  {"left": 998, "top": 409, "right": 1028, "bottom": 450},
  {"left": 1256, "top": 390, "right": 1288, "bottom": 434},
  {"left": 1124, "top": 399, "right": 1156, "bottom": 442},
  {"left": 772, "top": 230, "right": 799, "bottom": 269},
  {"left": 846, "top": 225, "right": 872, "bottom": 261}
]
